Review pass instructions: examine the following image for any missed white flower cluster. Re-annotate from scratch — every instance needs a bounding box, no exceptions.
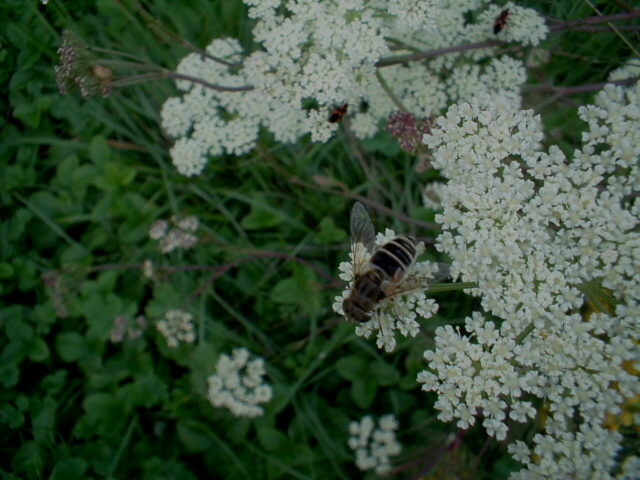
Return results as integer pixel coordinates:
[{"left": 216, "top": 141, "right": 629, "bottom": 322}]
[
  {"left": 148, "top": 215, "right": 199, "bottom": 253},
  {"left": 608, "top": 57, "right": 640, "bottom": 82},
  {"left": 333, "top": 229, "right": 442, "bottom": 352},
  {"left": 348, "top": 414, "right": 401, "bottom": 475},
  {"left": 207, "top": 348, "right": 272, "bottom": 418},
  {"left": 161, "top": 1, "right": 548, "bottom": 176},
  {"left": 156, "top": 309, "right": 196, "bottom": 348},
  {"left": 420, "top": 85, "right": 640, "bottom": 478}
]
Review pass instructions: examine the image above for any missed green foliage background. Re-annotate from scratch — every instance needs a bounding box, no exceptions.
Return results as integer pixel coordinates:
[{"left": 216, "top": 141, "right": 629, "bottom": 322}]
[{"left": 0, "top": 0, "right": 637, "bottom": 478}]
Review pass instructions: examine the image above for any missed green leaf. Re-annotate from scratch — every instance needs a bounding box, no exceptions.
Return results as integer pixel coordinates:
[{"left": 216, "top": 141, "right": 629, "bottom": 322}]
[
  {"left": 0, "top": 262, "right": 14, "bottom": 278},
  {"left": 177, "top": 421, "right": 214, "bottom": 453},
  {"left": 94, "top": 162, "right": 137, "bottom": 191},
  {"left": 255, "top": 423, "right": 287, "bottom": 452},
  {"left": 351, "top": 376, "right": 377, "bottom": 409},
  {"left": 88, "top": 135, "right": 111, "bottom": 165},
  {"left": 55, "top": 332, "right": 89, "bottom": 362},
  {"left": 10, "top": 441, "right": 43, "bottom": 477},
  {"left": 82, "top": 392, "right": 127, "bottom": 433},
  {"left": 361, "top": 130, "right": 401, "bottom": 157},
  {"left": 0, "top": 364, "right": 20, "bottom": 388},
  {"left": 81, "top": 292, "right": 127, "bottom": 340},
  {"left": 5, "top": 318, "right": 34, "bottom": 344},
  {"left": 60, "top": 244, "right": 92, "bottom": 264},
  {"left": 335, "top": 355, "right": 367, "bottom": 381},
  {"left": 1, "top": 404, "right": 25, "bottom": 429},
  {"left": 117, "top": 374, "right": 168, "bottom": 409},
  {"left": 27, "top": 336, "right": 50, "bottom": 362},
  {"left": 31, "top": 396, "right": 56, "bottom": 444},
  {"left": 315, "top": 216, "right": 347, "bottom": 244},
  {"left": 369, "top": 362, "right": 401, "bottom": 387},
  {"left": 269, "top": 264, "right": 320, "bottom": 318},
  {"left": 12, "top": 96, "right": 54, "bottom": 128},
  {"left": 71, "top": 163, "right": 101, "bottom": 189},
  {"left": 41, "top": 370, "right": 67, "bottom": 394},
  {"left": 50, "top": 457, "right": 88, "bottom": 480},
  {"left": 241, "top": 198, "right": 286, "bottom": 229}
]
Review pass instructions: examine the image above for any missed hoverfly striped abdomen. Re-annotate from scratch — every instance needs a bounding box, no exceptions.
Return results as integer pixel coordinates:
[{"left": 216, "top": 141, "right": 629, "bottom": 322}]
[{"left": 370, "top": 237, "right": 417, "bottom": 279}]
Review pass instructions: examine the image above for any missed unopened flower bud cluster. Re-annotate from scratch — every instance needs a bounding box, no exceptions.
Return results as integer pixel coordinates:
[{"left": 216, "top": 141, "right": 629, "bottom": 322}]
[
  {"left": 156, "top": 309, "right": 196, "bottom": 348},
  {"left": 161, "top": 1, "right": 548, "bottom": 176},
  {"left": 110, "top": 314, "right": 148, "bottom": 343},
  {"left": 55, "top": 30, "right": 113, "bottom": 98},
  {"left": 420, "top": 84, "right": 640, "bottom": 478},
  {"left": 348, "top": 414, "right": 401, "bottom": 475},
  {"left": 207, "top": 347, "right": 273, "bottom": 418}
]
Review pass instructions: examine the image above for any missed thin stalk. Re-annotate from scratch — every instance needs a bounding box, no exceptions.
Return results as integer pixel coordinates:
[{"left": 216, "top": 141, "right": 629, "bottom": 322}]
[{"left": 377, "top": 40, "right": 500, "bottom": 68}]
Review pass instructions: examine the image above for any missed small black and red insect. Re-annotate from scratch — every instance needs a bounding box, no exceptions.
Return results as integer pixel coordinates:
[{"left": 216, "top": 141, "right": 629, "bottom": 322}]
[
  {"left": 328, "top": 104, "right": 348, "bottom": 123},
  {"left": 493, "top": 9, "right": 509, "bottom": 34}
]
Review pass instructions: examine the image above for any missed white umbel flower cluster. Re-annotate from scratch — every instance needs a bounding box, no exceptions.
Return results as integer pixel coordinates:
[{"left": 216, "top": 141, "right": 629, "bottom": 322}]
[
  {"left": 420, "top": 84, "right": 640, "bottom": 478},
  {"left": 348, "top": 414, "right": 402, "bottom": 475},
  {"left": 333, "top": 229, "right": 442, "bottom": 352},
  {"left": 156, "top": 309, "right": 196, "bottom": 348},
  {"left": 207, "top": 348, "right": 273, "bottom": 418},
  {"left": 148, "top": 215, "right": 199, "bottom": 253},
  {"left": 161, "top": 1, "right": 548, "bottom": 176}
]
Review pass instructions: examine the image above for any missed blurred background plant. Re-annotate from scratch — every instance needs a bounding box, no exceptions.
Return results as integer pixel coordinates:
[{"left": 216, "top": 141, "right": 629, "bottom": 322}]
[{"left": 0, "top": 0, "right": 638, "bottom": 479}]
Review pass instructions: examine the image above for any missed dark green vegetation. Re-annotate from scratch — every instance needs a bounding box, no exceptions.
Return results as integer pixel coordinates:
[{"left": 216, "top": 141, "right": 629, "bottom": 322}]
[{"left": 0, "top": 0, "right": 637, "bottom": 478}]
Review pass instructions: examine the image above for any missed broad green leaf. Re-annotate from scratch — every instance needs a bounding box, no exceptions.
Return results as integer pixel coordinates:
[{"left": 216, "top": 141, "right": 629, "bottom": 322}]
[
  {"left": 351, "top": 376, "right": 377, "bottom": 409},
  {"left": 55, "top": 332, "right": 89, "bottom": 362},
  {"left": 255, "top": 424, "right": 287, "bottom": 452},
  {"left": 88, "top": 135, "right": 111, "bottom": 165},
  {"left": 31, "top": 396, "right": 56, "bottom": 444},
  {"left": 1, "top": 404, "right": 25, "bottom": 429},
  {"left": 315, "top": 216, "right": 347, "bottom": 244},
  {"left": 49, "top": 457, "right": 88, "bottom": 480},
  {"left": 27, "top": 336, "right": 50, "bottom": 362},
  {"left": 81, "top": 292, "right": 127, "bottom": 340},
  {"left": 41, "top": 370, "right": 67, "bottom": 394},
  {"left": 369, "top": 362, "right": 401, "bottom": 387},
  {"left": 269, "top": 264, "right": 320, "bottom": 318},
  {"left": 12, "top": 96, "right": 54, "bottom": 128},
  {"left": 10, "top": 441, "right": 43, "bottom": 477},
  {"left": 5, "top": 317, "right": 33, "bottom": 344},
  {"left": 335, "top": 355, "right": 367, "bottom": 381},
  {"left": 0, "top": 262, "right": 14, "bottom": 278},
  {"left": 0, "top": 364, "right": 19, "bottom": 388},
  {"left": 177, "top": 421, "right": 214, "bottom": 453},
  {"left": 241, "top": 199, "right": 286, "bottom": 229}
]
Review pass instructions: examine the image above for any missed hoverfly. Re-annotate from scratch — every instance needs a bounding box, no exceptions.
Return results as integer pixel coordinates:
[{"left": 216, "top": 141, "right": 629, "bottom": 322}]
[
  {"left": 328, "top": 103, "right": 348, "bottom": 123},
  {"left": 342, "top": 202, "right": 449, "bottom": 324},
  {"left": 493, "top": 9, "right": 509, "bottom": 34}
]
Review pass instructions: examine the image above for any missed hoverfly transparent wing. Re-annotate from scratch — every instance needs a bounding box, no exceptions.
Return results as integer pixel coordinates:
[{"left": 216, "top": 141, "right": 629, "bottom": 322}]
[
  {"left": 431, "top": 262, "right": 451, "bottom": 283},
  {"left": 350, "top": 202, "right": 376, "bottom": 253},
  {"left": 383, "top": 262, "right": 451, "bottom": 299},
  {"left": 349, "top": 201, "right": 377, "bottom": 275}
]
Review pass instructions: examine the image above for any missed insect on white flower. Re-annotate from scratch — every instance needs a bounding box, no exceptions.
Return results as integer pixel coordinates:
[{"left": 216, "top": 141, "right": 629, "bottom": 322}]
[{"left": 334, "top": 202, "right": 448, "bottom": 352}]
